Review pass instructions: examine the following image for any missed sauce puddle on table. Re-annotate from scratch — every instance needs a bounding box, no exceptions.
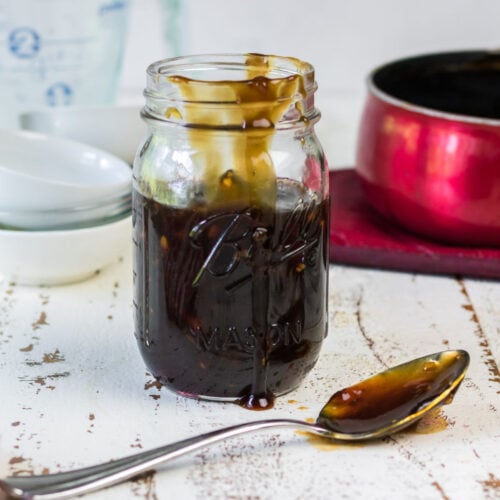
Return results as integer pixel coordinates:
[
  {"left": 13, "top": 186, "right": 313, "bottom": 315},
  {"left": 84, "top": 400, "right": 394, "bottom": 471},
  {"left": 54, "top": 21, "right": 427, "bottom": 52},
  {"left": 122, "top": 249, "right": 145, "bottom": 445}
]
[{"left": 405, "top": 407, "right": 450, "bottom": 435}]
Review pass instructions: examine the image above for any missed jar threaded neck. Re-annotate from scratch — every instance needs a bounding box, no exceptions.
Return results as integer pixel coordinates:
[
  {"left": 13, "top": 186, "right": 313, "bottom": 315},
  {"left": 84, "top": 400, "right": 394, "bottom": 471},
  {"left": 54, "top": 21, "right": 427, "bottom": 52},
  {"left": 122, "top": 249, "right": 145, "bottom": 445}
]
[{"left": 143, "top": 53, "right": 319, "bottom": 130}]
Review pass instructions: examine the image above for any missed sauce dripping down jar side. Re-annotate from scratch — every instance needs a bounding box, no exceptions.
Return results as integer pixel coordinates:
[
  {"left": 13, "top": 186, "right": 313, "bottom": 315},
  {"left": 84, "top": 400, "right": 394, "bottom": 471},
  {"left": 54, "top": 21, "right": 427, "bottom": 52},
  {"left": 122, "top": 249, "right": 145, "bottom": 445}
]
[{"left": 132, "top": 54, "right": 329, "bottom": 409}]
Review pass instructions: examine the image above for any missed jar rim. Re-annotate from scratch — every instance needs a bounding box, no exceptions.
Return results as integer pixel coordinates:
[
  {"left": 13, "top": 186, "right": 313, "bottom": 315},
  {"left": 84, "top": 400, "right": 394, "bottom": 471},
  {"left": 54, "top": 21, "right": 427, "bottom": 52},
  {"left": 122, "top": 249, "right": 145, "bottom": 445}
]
[
  {"left": 143, "top": 53, "right": 319, "bottom": 130},
  {"left": 146, "top": 53, "right": 316, "bottom": 92}
]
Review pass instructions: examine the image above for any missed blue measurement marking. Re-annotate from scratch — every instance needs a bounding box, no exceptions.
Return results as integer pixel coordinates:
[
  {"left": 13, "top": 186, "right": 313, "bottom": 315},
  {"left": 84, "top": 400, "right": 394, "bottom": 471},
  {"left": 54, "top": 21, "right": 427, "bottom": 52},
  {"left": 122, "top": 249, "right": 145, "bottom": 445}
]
[
  {"left": 46, "top": 82, "right": 73, "bottom": 106},
  {"left": 8, "top": 27, "right": 41, "bottom": 59},
  {"left": 99, "top": 0, "right": 128, "bottom": 15}
]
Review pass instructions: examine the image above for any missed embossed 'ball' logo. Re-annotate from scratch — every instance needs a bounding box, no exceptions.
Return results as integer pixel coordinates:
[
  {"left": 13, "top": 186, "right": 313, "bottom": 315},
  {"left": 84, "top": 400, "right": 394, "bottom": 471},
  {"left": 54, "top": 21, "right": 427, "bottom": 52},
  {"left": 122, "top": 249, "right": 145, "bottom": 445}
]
[
  {"left": 189, "top": 199, "right": 322, "bottom": 290},
  {"left": 189, "top": 213, "right": 254, "bottom": 285}
]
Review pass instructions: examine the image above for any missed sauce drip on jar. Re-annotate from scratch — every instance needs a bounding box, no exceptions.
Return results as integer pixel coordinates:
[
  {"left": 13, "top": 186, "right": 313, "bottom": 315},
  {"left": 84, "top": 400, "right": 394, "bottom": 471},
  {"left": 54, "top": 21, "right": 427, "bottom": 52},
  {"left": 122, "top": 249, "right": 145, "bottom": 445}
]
[{"left": 163, "top": 54, "right": 308, "bottom": 208}]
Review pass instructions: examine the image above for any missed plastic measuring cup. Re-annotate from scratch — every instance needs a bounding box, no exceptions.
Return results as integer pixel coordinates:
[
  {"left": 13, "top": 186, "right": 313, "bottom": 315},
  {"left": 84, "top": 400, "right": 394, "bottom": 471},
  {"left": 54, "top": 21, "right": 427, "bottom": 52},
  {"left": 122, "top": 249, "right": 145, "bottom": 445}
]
[{"left": 0, "top": 0, "right": 130, "bottom": 127}]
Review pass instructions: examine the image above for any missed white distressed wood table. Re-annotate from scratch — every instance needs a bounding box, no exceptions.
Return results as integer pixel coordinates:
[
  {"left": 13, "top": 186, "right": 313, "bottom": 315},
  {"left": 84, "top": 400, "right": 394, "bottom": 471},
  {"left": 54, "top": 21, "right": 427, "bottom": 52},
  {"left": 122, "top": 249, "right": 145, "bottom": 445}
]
[{"left": 0, "top": 240, "right": 499, "bottom": 500}]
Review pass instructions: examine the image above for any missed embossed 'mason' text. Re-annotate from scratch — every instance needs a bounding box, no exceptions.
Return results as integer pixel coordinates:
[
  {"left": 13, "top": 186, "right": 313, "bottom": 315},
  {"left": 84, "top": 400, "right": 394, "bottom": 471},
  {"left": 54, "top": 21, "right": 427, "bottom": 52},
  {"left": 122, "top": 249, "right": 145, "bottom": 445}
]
[{"left": 190, "top": 321, "right": 303, "bottom": 353}]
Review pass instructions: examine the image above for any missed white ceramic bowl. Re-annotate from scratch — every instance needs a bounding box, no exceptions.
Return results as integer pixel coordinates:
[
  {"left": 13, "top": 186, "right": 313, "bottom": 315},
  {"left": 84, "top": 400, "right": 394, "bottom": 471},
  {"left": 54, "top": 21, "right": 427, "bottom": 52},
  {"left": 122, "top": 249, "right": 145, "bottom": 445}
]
[
  {"left": 20, "top": 105, "right": 147, "bottom": 165},
  {"left": 0, "top": 214, "right": 131, "bottom": 286},
  {"left": 0, "top": 129, "right": 132, "bottom": 211},
  {"left": 0, "top": 191, "right": 131, "bottom": 230}
]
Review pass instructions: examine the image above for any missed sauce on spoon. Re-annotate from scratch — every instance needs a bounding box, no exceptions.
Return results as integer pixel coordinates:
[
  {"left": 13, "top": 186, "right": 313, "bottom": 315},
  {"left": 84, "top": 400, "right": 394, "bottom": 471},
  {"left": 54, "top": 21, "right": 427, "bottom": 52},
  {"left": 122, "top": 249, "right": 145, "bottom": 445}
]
[{"left": 317, "top": 350, "right": 469, "bottom": 435}]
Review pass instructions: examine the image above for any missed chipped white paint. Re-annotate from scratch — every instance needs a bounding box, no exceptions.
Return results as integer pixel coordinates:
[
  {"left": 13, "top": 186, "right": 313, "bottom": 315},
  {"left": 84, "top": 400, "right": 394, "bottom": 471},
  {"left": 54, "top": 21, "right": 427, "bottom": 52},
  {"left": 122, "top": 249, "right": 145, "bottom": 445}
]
[{"left": 0, "top": 243, "right": 499, "bottom": 500}]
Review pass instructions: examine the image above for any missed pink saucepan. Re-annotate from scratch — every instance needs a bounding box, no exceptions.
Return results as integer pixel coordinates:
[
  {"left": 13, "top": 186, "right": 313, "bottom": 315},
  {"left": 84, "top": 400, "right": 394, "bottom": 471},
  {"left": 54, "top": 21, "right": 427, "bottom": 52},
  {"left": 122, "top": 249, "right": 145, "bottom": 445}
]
[{"left": 356, "top": 50, "right": 500, "bottom": 246}]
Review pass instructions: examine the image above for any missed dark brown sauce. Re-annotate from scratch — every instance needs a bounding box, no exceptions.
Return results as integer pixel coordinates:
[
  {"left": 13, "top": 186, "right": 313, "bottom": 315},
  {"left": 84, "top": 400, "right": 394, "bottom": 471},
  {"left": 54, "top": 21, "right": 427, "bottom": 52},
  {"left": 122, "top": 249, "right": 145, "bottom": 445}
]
[
  {"left": 317, "top": 350, "right": 469, "bottom": 434},
  {"left": 133, "top": 180, "right": 328, "bottom": 409}
]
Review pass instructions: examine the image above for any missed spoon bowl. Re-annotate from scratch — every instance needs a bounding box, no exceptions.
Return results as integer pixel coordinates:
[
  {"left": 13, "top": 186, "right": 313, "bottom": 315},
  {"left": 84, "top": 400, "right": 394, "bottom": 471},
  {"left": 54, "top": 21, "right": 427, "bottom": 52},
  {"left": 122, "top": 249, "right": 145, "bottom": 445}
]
[
  {"left": 317, "top": 349, "right": 469, "bottom": 437},
  {"left": 0, "top": 350, "right": 469, "bottom": 499}
]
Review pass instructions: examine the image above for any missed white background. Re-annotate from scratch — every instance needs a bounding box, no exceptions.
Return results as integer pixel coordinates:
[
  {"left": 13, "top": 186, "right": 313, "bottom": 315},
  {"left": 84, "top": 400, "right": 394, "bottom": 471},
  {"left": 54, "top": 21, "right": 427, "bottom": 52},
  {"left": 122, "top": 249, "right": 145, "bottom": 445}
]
[{"left": 120, "top": 0, "right": 500, "bottom": 167}]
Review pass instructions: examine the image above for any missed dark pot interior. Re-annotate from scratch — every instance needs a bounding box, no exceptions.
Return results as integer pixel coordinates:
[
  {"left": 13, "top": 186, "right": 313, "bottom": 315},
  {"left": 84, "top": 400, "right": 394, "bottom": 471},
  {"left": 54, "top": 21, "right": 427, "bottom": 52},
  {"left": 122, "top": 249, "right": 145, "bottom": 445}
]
[{"left": 372, "top": 50, "right": 500, "bottom": 120}]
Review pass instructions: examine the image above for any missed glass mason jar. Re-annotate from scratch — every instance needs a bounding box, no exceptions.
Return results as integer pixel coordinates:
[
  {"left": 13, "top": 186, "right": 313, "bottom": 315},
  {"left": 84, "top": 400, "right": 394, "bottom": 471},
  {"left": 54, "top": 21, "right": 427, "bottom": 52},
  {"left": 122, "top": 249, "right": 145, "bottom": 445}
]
[{"left": 133, "top": 54, "right": 329, "bottom": 409}]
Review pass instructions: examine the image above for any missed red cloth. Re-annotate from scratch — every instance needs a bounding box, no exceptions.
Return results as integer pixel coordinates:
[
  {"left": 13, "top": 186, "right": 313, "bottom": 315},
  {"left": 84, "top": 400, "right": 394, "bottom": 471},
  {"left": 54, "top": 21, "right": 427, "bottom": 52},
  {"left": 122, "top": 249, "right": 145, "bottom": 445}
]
[{"left": 329, "top": 169, "right": 500, "bottom": 279}]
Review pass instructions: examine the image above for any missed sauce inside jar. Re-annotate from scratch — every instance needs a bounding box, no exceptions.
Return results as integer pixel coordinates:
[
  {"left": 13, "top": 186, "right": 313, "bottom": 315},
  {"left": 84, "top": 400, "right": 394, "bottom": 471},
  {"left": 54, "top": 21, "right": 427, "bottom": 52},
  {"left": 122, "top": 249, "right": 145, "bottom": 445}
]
[{"left": 134, "top": 179, "right": 328, "bottom": 408}]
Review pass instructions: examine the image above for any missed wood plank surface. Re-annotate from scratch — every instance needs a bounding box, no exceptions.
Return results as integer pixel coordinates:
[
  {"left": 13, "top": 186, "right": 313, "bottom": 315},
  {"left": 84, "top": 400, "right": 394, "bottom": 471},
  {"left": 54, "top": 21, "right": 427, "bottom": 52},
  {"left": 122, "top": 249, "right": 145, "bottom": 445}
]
[{"left": 0, "top": 247, "right": 498, "bottom": 499}]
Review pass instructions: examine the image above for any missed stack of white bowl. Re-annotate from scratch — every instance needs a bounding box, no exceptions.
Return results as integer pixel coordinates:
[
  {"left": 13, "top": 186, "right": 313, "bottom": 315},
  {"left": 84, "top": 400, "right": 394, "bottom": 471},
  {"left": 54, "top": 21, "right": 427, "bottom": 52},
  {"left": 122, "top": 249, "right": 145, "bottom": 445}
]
[{"left": 0, "top": 127, "right": 135, "bottom": 286}]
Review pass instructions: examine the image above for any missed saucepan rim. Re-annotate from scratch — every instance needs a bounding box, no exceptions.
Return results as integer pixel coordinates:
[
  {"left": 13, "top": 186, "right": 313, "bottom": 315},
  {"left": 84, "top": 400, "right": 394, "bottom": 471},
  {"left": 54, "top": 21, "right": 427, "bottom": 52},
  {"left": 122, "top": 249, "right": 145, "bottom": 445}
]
[{"left": 366, "top": 49, "right": 500, "bottom": 128}]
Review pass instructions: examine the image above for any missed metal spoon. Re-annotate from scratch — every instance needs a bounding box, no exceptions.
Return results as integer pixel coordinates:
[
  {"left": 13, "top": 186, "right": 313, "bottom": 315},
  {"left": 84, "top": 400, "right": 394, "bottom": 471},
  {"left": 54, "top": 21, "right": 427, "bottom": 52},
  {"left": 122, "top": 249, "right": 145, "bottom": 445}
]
[{"left": 0, "top": 349, "right": 469, "bottom": 500}]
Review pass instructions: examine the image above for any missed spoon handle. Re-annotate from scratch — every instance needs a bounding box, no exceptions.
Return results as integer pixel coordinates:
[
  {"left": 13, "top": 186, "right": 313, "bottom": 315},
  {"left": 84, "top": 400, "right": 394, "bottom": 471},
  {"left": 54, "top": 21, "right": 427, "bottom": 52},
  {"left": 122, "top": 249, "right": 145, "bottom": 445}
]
[{"left": 0, "top": 419, "right": 327, "bottom": 500}]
